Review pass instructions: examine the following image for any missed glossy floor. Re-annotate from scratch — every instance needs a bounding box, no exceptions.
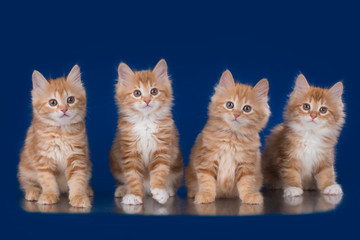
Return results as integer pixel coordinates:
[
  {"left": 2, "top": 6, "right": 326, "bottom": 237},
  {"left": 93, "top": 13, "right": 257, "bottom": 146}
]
[{"left": 20, "top": 188, "right": 343, "bottom": 215}]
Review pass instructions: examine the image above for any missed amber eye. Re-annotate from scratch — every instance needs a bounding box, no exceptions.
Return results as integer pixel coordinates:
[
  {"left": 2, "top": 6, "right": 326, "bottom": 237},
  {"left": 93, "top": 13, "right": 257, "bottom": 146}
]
[
  {"left": 67, "top": 96, "right": 75, "bottom": 104},
  {"left": 303, "top": 103, "right": 311, "bottom": 111},
  {"left": 319, "top": 106, "right": 328, "bottom": 114},
  {"left": 133, "top": 90, "right": 142, "bottom": 97},
  {"left": 49, "top": 99, "right": 58, "bottom": 106},
  {"left": 150, "top": 88, "right": 158, "bottom": 96},
  {"left": 226, "top": 101, "right": 234, "bottom": 109},
  {"left": 243, "top": 105, "right": 252, "bottom": 113}
]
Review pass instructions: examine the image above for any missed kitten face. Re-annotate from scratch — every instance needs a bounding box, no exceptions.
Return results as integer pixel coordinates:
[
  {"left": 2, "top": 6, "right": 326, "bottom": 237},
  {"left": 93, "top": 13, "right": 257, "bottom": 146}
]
[
  {"left": 286, "top": 74, "right": 344, "bottom": 130},
  {"left": 209, "top": 70, "right": 270, "bottom": 130},
  {"left": 115, "top": 59, "right": 173, "bottom": 117},
  {"left": 31, "top": 65, "right": 86, "bottom": 125}
]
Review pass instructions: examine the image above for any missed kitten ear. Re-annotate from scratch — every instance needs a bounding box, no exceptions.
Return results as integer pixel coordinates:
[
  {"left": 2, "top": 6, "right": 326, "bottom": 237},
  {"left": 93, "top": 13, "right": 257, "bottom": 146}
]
[
  {"left": 67, "top": 64, "right": 83, "bottom": 86},
  {"left": 153, "top": 59, "right": 169, "bottom": 83},
  {"left": 117, "top": 62, "right": 134, "bottom": 86},
  {"left": 253, "top": 78, "right": 269, "bottom": 102},
  {"left": 294, "top": 73, "right": 310, "bottom": 93},
  {"left": 329, "top": 81, "right": 343, "bottom": 101},
  {"left": 32, "top": 70, "right": 49, "bottom": 95},
  {"left": 218, "top": 70, "right": 235, "bottom": 89}
]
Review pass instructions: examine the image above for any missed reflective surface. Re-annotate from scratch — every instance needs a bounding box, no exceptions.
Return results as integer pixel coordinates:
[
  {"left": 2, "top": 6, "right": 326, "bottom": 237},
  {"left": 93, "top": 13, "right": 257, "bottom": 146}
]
[{"left": 21, "top": 188, "right": 343, "bottom": 215}]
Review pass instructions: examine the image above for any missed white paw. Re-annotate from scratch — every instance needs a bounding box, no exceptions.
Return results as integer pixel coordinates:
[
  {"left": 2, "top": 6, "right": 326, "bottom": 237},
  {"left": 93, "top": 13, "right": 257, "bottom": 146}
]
[
  {"left": 284, "top": 187, "right": 303, "bottom": 197},
  {"left": 151, "top": 188, "right": 169, "bottom": 204},
  {"left": 323, "top": 184, "right": 343, "bottom": 195},
  {"left": 122, "top": 194, "right": 143, "bottom": 205}
]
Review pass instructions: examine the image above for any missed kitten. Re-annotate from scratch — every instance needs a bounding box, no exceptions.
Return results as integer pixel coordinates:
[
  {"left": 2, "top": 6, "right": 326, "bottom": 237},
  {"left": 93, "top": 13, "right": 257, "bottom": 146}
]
[
  {"left": 109, "top": 59, "right": 183, "bottom": 205},
  {"left": 185, "top": 70, "right": 270, "bottom": 204},
  {"left": 18, "top": 65, "right": 93, "bottom": 208},
  {"left": 262, "top": 74, "right": 345, "bottom": 197}
]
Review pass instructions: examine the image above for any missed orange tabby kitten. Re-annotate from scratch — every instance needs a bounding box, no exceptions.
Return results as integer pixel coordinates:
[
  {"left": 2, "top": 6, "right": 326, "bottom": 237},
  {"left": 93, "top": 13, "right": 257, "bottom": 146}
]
[
  {"left": 185, "top": 70, "right": 270, "bottom": 204},
  {"left": 109, "top": 59, "right": 183, "bottom": 205},
  {"left": 262, "top": 74, "right": 345, "bottom": 197},
  {"left": 18, "top": 65, "right": 93, "bottom": 208}
]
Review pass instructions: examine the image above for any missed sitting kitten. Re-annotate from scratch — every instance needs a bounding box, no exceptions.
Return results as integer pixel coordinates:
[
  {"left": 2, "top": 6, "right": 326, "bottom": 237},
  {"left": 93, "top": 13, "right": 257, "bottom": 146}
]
[
  {"left": 109, "top": 59, "right": 183, "bottom": 205},
  {"left": 262, "top": 74, "right": 345, "bottom": 197},
  {"left": 18, "top": 65, "right": 93, "bottom": 208},
  {"left": 185, "top": 70, "right": 270, "bottom": 204}
]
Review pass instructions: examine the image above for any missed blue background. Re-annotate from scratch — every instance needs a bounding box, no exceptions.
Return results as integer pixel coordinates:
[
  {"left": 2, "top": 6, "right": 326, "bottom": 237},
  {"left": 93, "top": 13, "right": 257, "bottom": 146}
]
[{"left": 1, "top": 0, "right": 359, "bottom": 239}]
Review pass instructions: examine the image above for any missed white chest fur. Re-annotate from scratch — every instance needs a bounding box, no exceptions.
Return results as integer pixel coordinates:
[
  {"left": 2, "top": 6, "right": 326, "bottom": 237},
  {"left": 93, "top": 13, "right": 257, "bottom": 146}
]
[{"left": 42, "top": 135, "right": 73, "bottom": 171}]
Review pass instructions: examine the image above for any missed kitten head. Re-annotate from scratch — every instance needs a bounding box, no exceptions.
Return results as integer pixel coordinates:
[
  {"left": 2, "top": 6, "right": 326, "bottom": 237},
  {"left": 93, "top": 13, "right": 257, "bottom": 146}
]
[
  {"left": 208, "top": 70, "right": 270, "bottom": 131},
  {"left": 115, "top": 59, "right": 173, "bottom": 117},
  {"left": 285, "top": 74, "right": 345, "bottom": 130},
  {"left": 31, "top": 65, "right": 87, "bottom": 126}
]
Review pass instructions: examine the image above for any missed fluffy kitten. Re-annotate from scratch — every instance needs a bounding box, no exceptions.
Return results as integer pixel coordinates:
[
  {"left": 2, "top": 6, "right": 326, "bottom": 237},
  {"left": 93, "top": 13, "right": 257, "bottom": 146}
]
[
  {"left": 262, "top": 74, "right": 345, "bottom": 197},
  {"left": 18, "top": 65, "right": 93, "bottom": 208},
  {"left": 109, "top": 59, "right": 183, "bottom": 205},
  {"left": 185, "top": 70, "right": 270, "bottom": 204}
]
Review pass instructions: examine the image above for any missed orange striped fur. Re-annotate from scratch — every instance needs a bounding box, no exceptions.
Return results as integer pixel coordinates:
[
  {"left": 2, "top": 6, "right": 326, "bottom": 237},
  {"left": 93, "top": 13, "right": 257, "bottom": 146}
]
[
  {"left": 109, "top": 59, "right": 183, "bottom": 205},
  {"left": 262, "top": 74, "right": 345, "bottom": 197},
  {"left": 18, "top": 65, "right": 93, "bottom": 208},
  {"left": 185, "top": 70, "right": 270, "bottom": 204}
]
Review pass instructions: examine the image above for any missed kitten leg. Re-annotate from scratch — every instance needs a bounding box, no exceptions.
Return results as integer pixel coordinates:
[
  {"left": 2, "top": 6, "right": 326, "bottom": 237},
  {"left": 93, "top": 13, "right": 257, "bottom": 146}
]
[
  {"left": 236, "top": 162, "right": 263, "bottom": 205},
  {"left": 66, "top": 155, "right": 91, "bottom": 208},
  {"left": 314, "top": 165, "right": 343, "bottom": 195},
  {"left": 114, "top": 185, "right": 127, "bottom": 198},
  {"left": 194, "top": 168, "right": 217, "bottom": 204},
  {"left": 280, "top": 166, "right": 303, "bottom": 197},
  {"left": 149, "top": 149, "right": 171, "bottom": 204},
  {"left": 36, "top": 158, "right": 60, "bottom": 205}
]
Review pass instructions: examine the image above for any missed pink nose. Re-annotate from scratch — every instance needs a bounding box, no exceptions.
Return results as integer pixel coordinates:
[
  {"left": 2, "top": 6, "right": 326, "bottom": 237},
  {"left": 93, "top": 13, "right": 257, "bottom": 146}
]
[
  {"left": 144, "top": 99, "right": 151, "bottom": 105},
  {"left": 233, "top": 113, "right": 240, "bottom": 119},
  {"left": 61, "top": 108, "right": 68, "bottom": 113},
  {"left": 310, "top": 113, "right": 317, "bottom": 120}
]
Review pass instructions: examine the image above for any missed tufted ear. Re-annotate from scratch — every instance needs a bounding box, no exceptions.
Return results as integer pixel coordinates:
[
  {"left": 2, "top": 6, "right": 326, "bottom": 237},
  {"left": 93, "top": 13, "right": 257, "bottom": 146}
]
[
  {"left": 117, "top": 62, "right": 134, "bottom": 87},
  {"left": 32, "top": 70, "right": 49, "bottom": 95},
  {"left": 67, "top": 64, "right": 83, "bottom": 87},
  {"left": 153, "top": 59, "right": 169, "bottom": 83},
  {"left": 253, "top": 78, "right": 269, "bottom": 102},
  {"left": 294, "top": 73, "right": 310, "bottom": 93},
  {"left": 218, "top": 70, "right": 235, "bottom": 89},
  {"left": 329, "top": 81, "right": 343, "bottom": 101}
]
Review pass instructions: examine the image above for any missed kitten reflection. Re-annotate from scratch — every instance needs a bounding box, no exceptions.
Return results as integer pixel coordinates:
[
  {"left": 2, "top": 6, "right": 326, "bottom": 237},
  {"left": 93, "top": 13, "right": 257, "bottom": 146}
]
[
  {"left": 21, "top": 195, "right": 92, "bottom": 213},
  {"left": 115, "top": 196, "right": 181, "bottom": 215},
  {"left": 185, "top": 198, "right": 263, "bottom": 216}
]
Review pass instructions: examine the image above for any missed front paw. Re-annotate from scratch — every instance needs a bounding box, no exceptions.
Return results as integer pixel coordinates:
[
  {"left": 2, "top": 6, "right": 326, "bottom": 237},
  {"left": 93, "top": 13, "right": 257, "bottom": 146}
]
[
  {"left": 284, "top": 187, "right": 303, "bottom": 197},
  {"left": 151, "top": 188, "right": 169, "bottom": 204},
  {"left": 242, "top": 192, "right": 263, "bottom": 205},
  {"left": 122, "top": 194, "right": 143, "bottom": 205},
  {"left": 194, "top": 192, "right": 215, "bottom": 204},
  {"left": 70, "top": 195, "right": 91, "bottom": 208},
  {"left": 38, "top": 193, "right": 59, "bottom": 205},
  {"left": 323, "top": 184, "right": 343, "bottom": 195}
]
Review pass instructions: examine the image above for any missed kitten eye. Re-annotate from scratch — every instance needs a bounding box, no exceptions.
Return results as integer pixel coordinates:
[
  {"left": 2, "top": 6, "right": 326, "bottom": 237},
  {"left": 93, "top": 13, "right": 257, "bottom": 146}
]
[
  {"left": 243, "top": 105, "right": 252, "bottom": 113},
  {"left": 67, "top": 96, "right": 75, "bottom": 104},
  {"left": 303, "top": 103, "right": 311, "bottom": 111},
  {"left": 226, "top": 101, "right": 234, "bottom": 109},
  {"left": 49, "top": 99, "right": 58, "bottom": 106},
  {"left": 133, "top": 90, "right": 142, "bottom": 97},
  {"left": 319, "top": 106, "right": 328, "bottom": 114},
  {"left": 150, "top": 88, "right": 158, "bottom": 96}
]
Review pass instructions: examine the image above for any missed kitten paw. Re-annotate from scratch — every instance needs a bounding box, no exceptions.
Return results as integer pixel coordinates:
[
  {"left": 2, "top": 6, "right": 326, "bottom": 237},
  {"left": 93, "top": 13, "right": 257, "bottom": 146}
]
[
  {"left": 168, "top": 188, "right": 176, "bottom": 197},
  {"left": 187, "top": 191, "right": 196, "bottom": 198},
  {"left": 70, "top": 195, "right": 91, "bottom": 208},
  {"left": 284, "top": 187, "right": 303, "bottom": 197},
  {"left": 323, "top": 184, "right": 343, "bottom": 195},
  {"left": 151, "top": 188, "right": 169, "bottom": 204},
  {"left": 242, "top": 192, "right": 263, "bottom": 205},
  {"left": 38, "top": 193, "right": 59, "bottom": 205},
  {"left": 194, "top": 192, "right": 215, "bottom": 204},
  {"left": 114, "top": 186, "right": 127, "bottom": 198},
  {"left": 25, "top": 188, "right": 41, "bottom": 201},
  {"left": 122, "top": 194, "right": 143, "bottom": 205}
]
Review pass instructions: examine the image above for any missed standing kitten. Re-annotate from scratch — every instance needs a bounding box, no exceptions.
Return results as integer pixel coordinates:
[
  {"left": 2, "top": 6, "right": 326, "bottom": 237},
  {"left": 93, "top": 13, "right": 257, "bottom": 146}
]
[
  {"left": 109, "top": 59, "right": 183, "bottom": 205},
  {"left": 262, "top": 74, "right": 345, "bottom": 197},
  {"left": 185, "top": 70, "right": 270, "bottom": 204},
  {"left": 18, "top": 65, "right": 93, "bottom": 208}
]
